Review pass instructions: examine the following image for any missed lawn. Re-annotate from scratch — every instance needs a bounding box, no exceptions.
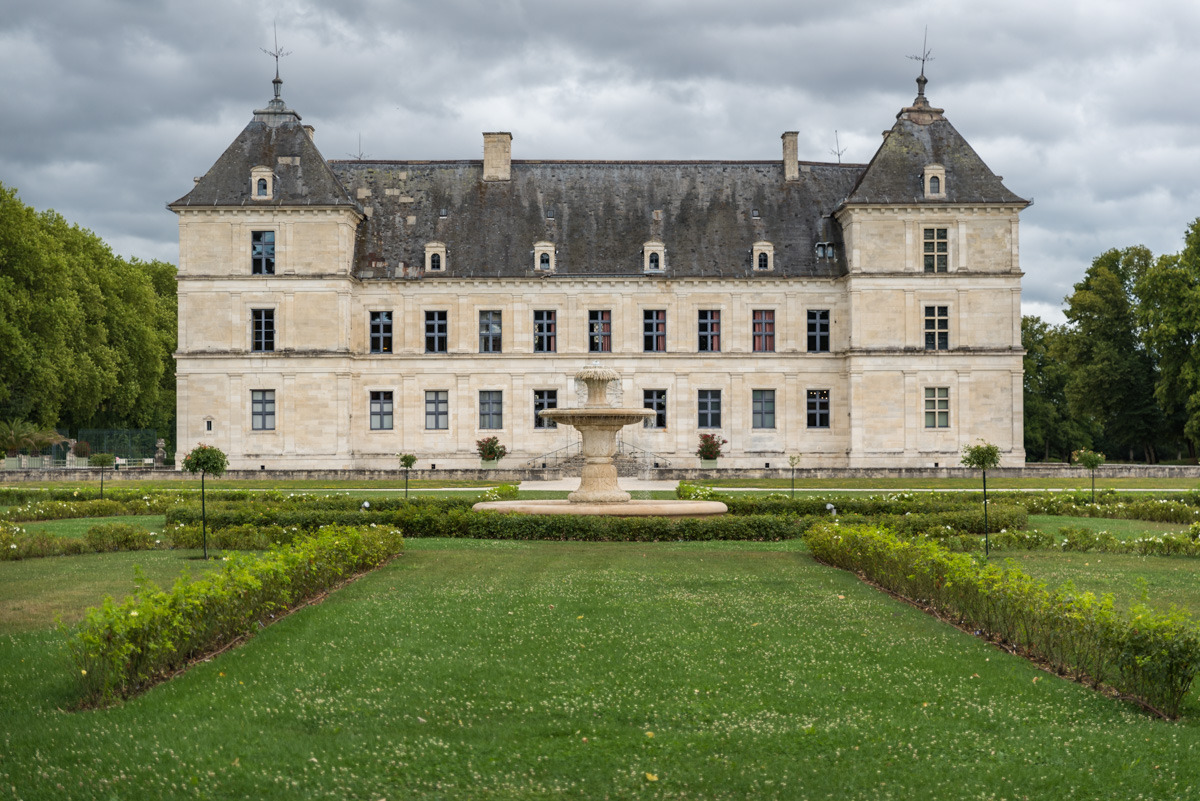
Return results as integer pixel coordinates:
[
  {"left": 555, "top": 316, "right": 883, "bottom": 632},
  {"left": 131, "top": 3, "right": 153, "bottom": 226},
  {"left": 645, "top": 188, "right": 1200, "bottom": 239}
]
[
  {"left": 1026, "top": 514, "right": 1191, "bottom": 539},
  {"left": 1002, "top": 551, "right": 1200, "bottom": 618},
  {"left": 2, "top": 539, "right": 1198, "bottom": 799},
  {"left": 701, "top": 476, "right": 1200, "bottom": 490},
  {"left": 17, "top": 514, "right": 167, "bottom": 539}
]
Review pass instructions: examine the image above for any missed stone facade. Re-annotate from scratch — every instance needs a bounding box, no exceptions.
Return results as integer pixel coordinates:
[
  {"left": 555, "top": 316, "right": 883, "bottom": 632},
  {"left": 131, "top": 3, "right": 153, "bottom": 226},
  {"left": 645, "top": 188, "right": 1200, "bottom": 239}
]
[{"left": 171, "top": 75, "right": 1028, "bottom": 470}]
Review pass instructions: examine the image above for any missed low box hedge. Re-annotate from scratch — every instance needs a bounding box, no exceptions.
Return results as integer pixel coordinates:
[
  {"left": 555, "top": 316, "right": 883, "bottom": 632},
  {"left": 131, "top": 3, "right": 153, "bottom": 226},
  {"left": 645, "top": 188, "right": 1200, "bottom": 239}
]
[
  {"left": 807, "top": 522, "right": 1200, "bottom": 718},
  {"left": 64, "top": 523, "right": 405, "bottom": 706}
]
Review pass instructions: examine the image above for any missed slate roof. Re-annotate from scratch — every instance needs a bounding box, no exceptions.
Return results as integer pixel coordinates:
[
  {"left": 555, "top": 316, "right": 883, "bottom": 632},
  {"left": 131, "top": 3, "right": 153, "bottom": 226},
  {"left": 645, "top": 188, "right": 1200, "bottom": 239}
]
[{"left": 330, "top": 159, "right": 863, "bottom": 280}]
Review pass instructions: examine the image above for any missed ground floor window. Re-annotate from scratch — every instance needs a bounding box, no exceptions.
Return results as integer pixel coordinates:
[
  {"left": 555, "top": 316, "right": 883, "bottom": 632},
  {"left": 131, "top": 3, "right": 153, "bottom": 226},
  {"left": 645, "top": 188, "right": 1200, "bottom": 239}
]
[
  {"left": 479, "top": 390, "right": 503, "bottom": 429},
  {"left": 925, "top": 387, "right": 950, "bottom": 428},
  {"left": 370, "top": 390, "right": 393, "bottom": 430},
  {"left": 425, "top": 390, "right": 449, "bottom": 430},
  {"left": 251, "top": 389, "right": 275, "bottom": 431},
  {"left": 697, "top": 389, "right": 721, "bottom": 428},
  {"left": 752, "top": 389, "right": 775, "bottom": 429},
  {"left": 534, "top": 390, "right": 557, "bottom": 429},
  {"left": 806, "top": 389, "right": 830, "bottom": 429},
  {"left": 644, "top": 389, "right": 667, "bottom": 429}
]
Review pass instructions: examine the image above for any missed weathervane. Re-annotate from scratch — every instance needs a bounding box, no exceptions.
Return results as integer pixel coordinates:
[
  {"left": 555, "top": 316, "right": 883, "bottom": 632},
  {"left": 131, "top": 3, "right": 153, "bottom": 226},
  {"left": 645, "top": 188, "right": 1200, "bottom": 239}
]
[
  {"left": 260, "top": 21, "right": 292, "bottom": 98},
  {"left": 830, "top": 130, "right": 847, "bottom": 164},
  {"left": 906, "top": 26, "right": 934, "bottom": 97}
]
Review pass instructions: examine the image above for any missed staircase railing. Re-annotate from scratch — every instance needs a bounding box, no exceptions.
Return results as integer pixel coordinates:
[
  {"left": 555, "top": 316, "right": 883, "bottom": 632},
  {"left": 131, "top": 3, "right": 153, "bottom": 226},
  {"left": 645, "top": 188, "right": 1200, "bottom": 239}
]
[{"left": 524, "top": 438, "right": 582, "bottom": 468}]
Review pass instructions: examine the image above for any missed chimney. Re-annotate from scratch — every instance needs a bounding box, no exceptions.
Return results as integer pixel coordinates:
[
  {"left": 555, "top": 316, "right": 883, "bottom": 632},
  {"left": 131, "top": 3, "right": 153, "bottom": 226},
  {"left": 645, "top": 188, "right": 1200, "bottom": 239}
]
[
  {"left": 303, "top": 125, "right": 315, "bottom": 141},
  {"left": 483, "top": 132, "right": 512, "bottom": 181},
  {"left": 781, "top": 132, "right": 799, "bottom": 181}
]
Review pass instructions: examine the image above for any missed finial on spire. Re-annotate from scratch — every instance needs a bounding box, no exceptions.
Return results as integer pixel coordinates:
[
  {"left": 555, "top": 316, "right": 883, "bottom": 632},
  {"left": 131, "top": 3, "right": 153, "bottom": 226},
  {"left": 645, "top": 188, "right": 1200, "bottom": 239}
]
[
  {"left": 261, "top": 21, "right": 291, "bottom": 100},
  {"left": 906, "top": 26, "right": 934, "bottom": 98}
]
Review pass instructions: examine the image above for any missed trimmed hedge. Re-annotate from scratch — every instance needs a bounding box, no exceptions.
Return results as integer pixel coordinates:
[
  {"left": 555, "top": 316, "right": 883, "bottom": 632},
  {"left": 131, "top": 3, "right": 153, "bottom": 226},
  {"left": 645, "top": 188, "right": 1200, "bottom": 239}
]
[
  {"left": 807, "top": 522, "right": 1200, "bottom": 718},
  {"left": 64, "top": 524, "right": 405, "bottom": 706}
]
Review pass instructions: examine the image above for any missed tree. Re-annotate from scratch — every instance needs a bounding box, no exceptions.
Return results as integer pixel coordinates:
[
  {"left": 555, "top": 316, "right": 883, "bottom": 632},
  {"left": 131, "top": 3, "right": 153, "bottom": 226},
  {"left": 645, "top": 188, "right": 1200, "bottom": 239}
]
[
  {"left": 1056, "top": 247, "right": 1164, "bottom": 462},
  {"left": 1072, "top": 448, "right": 1105, "bottom": 503},
  {"left": 88, "top": 452, "right": 115, "bottom": 499},
  {"left": 0, "top": 419, "right": 38, "bottom": 456},
  {"left": 961, "top": 440, "right": 1001, "bottom": 556},
  {"left": 398, "top": 453, "right": 416, "bottom": 499},
  {"left": 1135, "top": 218, "right": 1200, "bottom": 460},
  {"left": 788, "top": 454, "right": 802, "bottom": 498},
  {"left": 1022, "top": 316, "right": 1096, "bottom": 461},
  {"left": 181, "top": 444, "right": 229, "bottom": 559}
]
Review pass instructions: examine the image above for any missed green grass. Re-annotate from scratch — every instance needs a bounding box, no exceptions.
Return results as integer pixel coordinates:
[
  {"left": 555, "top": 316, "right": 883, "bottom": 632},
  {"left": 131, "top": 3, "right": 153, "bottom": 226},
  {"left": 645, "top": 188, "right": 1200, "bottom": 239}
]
[
  {"left": 0, "top": 478, "right": 496, "bottom": 491},
  {"left": 701, "top": 476, "right": 1200, "bottom": 490},
  {"left": 17, "top": 514, "right": 167, "bottom": 540},
  {"left": 1002, "top": 551, "right": 1200, "bottom": 618},
  {"left": 0, "top": 549, "right": 222, "bottom": 633},
  {"left": 3, "top": 539, "right": 1199, "bottom": 799},
  {"left": 1027, "top": 514, "right": 1191, "bottom": 539}
]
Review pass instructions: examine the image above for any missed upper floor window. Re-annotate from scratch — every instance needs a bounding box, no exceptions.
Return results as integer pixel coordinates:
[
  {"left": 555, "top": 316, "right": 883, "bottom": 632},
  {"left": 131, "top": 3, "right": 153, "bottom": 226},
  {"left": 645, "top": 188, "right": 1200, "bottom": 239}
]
[
  {"left": 753, "top": 310, "right": 775, "bottom": 353},
  {"left": 923, "top": 164, "right": 946, "bottom": 199},
  {"left": 250, "top": 165, "right": 273, "bottom": 200},
  {"left": 929, "top": 176, "right": 940, "bottom": 194},
  {"left": 752, "top": 241, "right": 774, "bottom": 271},
  {"left": 370, "top": 311, "right": 392, "bottom": 354},
  {"left": 923, "top": 228, "right": 948, "bottom": 273},
  {"left": 644, "top": 310, "right": 666, "bottom": 353},
  {"left": 430, "top": 253, "right": 441, "bottom": 271},
  {"left": 588, "top": 310, "right": 612, "bottom": 353},
  {"left": 924, "top": 305, "right": 949, "bottom": 350},
  {"left": 425, "top": 241, "right": 447, "bottom": 272},
  {"left": 251, "top": 309, "right": 275, "bottom": 352},
  {"left": 643, "top": 241, "right": 665, "bottom": 272},
  {"left": 533, "top": 310, "right": 557, "bottom": 353},
  {"left": 425, "top": 310, "right": 448, "bottom": 353},
  {"left": 815, "top": 242, "right": 836, "bottom": 260},
  {"left": 479, "top": 310, "right": 502, "bottom": 353},
  {"left": 698, "top": 310, "right": 721, "bottom": 352},
  {"left": 807, "top": 310, "right": 830, "bottom": 353},
  {"left": 251, "top": 231, "right": 275, "bottom": 275},
  {"left": 256, "top": 179, "right": 268, "bottom": 197},
  {"left": 533, "top": 241, "right": 555, "bottom": 272}
]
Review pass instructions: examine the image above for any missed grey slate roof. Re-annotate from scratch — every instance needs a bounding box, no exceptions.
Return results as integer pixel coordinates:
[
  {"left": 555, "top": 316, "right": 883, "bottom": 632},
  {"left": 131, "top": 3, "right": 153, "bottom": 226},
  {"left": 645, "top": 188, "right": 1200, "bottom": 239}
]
[
  {"left": 843, "top": 93, "right": 1028, "bottom": 207},
  {"left": 331, "top": 160, "right": 862, "bottom": 280}
]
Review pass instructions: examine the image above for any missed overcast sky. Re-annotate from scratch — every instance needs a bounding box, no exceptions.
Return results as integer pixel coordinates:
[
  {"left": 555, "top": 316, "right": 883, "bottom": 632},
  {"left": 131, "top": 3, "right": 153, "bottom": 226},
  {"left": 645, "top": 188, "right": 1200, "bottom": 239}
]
[{"left": 3, "top": 0, "right": 1199, "bottom": 324}]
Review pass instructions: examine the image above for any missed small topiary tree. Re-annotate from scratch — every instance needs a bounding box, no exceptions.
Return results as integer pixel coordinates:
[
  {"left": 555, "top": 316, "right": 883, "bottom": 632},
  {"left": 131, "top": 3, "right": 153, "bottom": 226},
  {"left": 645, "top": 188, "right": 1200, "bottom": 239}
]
[
  {"left": 182, "top": 444, "right": 228, "bottom": 559},
  {"left": 398, "top": 453, "right": 417, "bottom": 498},
  {"left": 961, "top": 440, "right": 1001, "bottom": 556},
  {"left": 788, "top": 454, "right": 802, "bottom": 498},
  {"left": 88, "top": 453, "right": 116, "bottom": 499},
  {"left": 1073, "top": 448, "right": 1105, "bottom": 503}
]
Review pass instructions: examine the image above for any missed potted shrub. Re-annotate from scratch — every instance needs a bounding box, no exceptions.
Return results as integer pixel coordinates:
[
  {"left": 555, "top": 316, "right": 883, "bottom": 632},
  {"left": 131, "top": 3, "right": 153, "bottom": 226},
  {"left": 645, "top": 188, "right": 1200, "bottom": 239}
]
[
  {"left": 476, "top": 436, "right": 508, "bottom": 468},
  {"left": 696, "top": 433, "right": 727, "bottom": 468}
]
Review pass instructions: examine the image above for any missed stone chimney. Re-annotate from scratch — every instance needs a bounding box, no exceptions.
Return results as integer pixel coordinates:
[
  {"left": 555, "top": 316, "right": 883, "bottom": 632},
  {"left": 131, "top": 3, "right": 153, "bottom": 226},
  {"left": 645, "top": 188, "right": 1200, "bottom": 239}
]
[
  {"left": 303, "top": 125, "right": 315, "bottom": 141},
  {"left": 781, "top": 132, "right": 799, "bottom": 181},
  {"left": 483, "top": 132, "right": 512, "bottom": 181}
]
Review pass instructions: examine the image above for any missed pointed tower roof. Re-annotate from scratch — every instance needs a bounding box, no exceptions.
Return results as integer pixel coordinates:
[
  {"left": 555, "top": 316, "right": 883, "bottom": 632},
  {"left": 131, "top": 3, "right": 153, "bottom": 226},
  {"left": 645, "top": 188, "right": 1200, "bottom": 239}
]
[
  {"left": 168, "top": 75, "right": 358, "bottom": 210},
  {"left": 840, "top": 74, "right": 1027, "bottom": 207}
]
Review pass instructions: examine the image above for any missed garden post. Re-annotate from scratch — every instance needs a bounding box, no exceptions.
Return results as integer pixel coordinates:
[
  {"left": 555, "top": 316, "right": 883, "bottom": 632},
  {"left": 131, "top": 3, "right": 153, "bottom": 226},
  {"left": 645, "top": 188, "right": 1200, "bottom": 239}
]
[{"left": 201, "top": 470, "right": 207, "bottom": 560}]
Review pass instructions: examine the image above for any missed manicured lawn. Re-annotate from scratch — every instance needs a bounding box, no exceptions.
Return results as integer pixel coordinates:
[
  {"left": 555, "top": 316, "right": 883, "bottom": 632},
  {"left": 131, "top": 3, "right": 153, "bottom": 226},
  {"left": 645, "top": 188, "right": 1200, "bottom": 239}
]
[
  {"left": 701, "top": 476, "right": 1200, "bottom": 490},
  {"left": 1027, "top": 514, "right": 1191, "bottom": 539},
  {"left": 17, "top": 514, "right": 167, "bottom": 540},
  {"left": 1002, "top": 551, "right": 1200, "bottom": 618},
  {"left": 2, "top": 539, "right": 1198, "bottom": 799},
  {"left": 0, "top": 549, "right": 222, "bottom": 633}
]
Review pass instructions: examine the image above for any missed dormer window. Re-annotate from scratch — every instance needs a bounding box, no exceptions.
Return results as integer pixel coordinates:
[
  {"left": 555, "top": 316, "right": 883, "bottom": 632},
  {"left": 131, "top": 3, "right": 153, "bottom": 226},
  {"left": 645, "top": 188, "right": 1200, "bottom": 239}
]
[
  {"left": 250, "top": 165, "right": 273, "bottom": 200},
  {"left": 923, "top": 164, "right": 946, "bottom": 199},
  {"left": 643, "top": 241, "right": 666, "bottom": 272},
  {"left": 752, "top": 241, "right": 775, "bottom": 271},
  {"left": 533, "top": 241, "right": 556, "bottom": 272},
  {"left": 815, "top": 242, "right": 836, "bottom": 260},
  {"left": 425, "top": 241, "right": 447, "bottom": 272}
]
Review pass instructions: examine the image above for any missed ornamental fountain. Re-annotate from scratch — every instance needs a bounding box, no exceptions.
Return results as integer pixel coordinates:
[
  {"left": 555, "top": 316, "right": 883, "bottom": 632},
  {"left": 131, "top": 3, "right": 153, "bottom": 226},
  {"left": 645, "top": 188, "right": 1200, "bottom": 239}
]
[{"left": 473, "top": 365, "right": 726, "bottom": 518}]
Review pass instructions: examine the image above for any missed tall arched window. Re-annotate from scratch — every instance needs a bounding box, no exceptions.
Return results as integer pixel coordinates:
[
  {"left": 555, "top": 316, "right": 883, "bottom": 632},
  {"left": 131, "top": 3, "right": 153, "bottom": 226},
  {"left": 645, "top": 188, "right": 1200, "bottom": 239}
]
[
  {"left": 430, "top": 253, "right": 441, "bottom": 271},
  {"left": 540, "top": 253, "right": 551, "bottom": 269},
  {"left": 758, "top": 252, "right": 769, "bottom": 270},
  {"left": 929, "top": 176, "right": 940, "bottom": 195},
  {"left": 257, "top": 178, "right": 268, "bottom": 196},
  {"left": 649, "top": 252, "right": 660, "bottom": 270}
]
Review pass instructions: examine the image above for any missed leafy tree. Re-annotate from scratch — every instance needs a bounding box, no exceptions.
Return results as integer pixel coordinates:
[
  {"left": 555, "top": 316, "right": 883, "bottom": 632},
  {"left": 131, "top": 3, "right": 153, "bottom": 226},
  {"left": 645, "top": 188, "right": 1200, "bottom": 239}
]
[
  {"left": 1135, "top": 218, "right": 1200, "bottom": 460},
  {"left": 1072, "top": 448, "right": 1105, "bottom": 503},
  {"left": 182, "top": 444, "right": 229, "bottom": 559},
  {"left": 88, "top": 453, "right": 116, "bottom": 499},
  {"left": 1056, "top": 247, "right": 1164, "bottom": 462},
  {"left": 1022, "top": 316, "right": 1096, "bottom": 461},
  {"left": 0, "top": 419, "right": 37, "bottom": 456},
  {"left": 398, "top": 453, "right": 416, "bottom": 499},
  {"left": 961, "top": 440, "right": 1001, "bottom": 556}
]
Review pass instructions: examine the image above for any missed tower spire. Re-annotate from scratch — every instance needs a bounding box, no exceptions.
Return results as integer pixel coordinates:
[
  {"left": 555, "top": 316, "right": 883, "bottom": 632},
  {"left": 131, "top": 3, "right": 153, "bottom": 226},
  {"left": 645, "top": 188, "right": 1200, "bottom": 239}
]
[
  {"left": 261, "top": 22, "right": 291, "bottom": 103},
  {"left": 906, "top": 27, "right": 934, "bottom": 103}
]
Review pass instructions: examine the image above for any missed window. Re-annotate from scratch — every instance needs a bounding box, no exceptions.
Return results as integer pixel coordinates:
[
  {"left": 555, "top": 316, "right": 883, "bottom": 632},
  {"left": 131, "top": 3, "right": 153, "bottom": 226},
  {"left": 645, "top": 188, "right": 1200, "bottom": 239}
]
[
  {"left": 370, "top": 391, "right": 393, "bottom": 430},
  {"left": 923, "top": 164, "right": 946, "bottom": 199},
  {"left": 807, "top": 389, "right": 830, "bottom": 429},
  {"left": 753, "top": 241, "right": 775, "bottom": 271},
  {"left": 753, "top": 389, "right": 775, "bottom": 429},
  {"left": 807, "top": 310, "right": 830, "bottom": 353},
  {"left": 929, "top": 176, "right": 940, "bottom": 194},
  {"left": 643, "top": 241, "right": 665, "bottom": 272},
  {"left": 251, "top": 166, "right": 273, "bottom": 200},
  {"left": 925, "top": 387, "right": 950, "bottom": 428},
  {"left": 539, "top": 253, "right": 551, "bottom": 270},
  {"left": 923, "top": 228, "right": 948, "bottom": 273},
  {"left": 205, "top": 420, "right": 213, "bottom": 432},
  {"left": 251, "top": 309, "right": 274, "bottom": 352},
  {"left": 533, "top": 310, "right": 557, "bottom": 353},
  {"left": 251, "top": 389, "right": 275, "bottom": 431},
  {"left": 430, "top": 253, "right": 441, "bottom": 271},
  {"left": 924, "top": 305, "right": 949, "bottom": 350},
  {"left": 534, "top": 390, "right": 557, "bottom": 429},
  {"left": 425, "top": 241, "right": 447, "bottom": 272},
  {"left": 425, "top": 310, "right": 448, "bottom": 353},
  {"left": 758, "top": 252, "right": 768, "bottom": 270},
  {"left": 644, "top": 310, "right": 666, "bottom": 352},
  {"left": 425, "top": 390, "right": 448, "bottom": 430},
  {"left": 533, "top": 241, "right": 556, "bottom": 272},
  {"left": 588, "top": 310, "right": 612, "bottom": 353},
  {"left": 644, "top": 390, "right": 667, "bottom": 429},
  {"left": 698, "top": 389, "right": 721, "bottom": 428},
  {"left": 698, "top": 310, "right": 721, "bottom": 352},
  {"left": 752, "top": 310, "right": 775, "bottom": 352},
  {"left": 370, "top": 311, "right": 392, "bottom": 354},
  {"left": 479, "top": 310, "right": 502, "bottom": 353},
  {"left": 479, "top": 390, "right": 503, "bottom": 429},
  {"left": 256, "top": 178, "right": 268, "bottom": 196},
  {"left": 649, "top": 252, "right": 660, "bottom": 270},
  {"left": 815, "top": 242, "right": 836, "bottom": 259},
  {"left": 251, "top": 231, "right": 275, "bottom": 275}
]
